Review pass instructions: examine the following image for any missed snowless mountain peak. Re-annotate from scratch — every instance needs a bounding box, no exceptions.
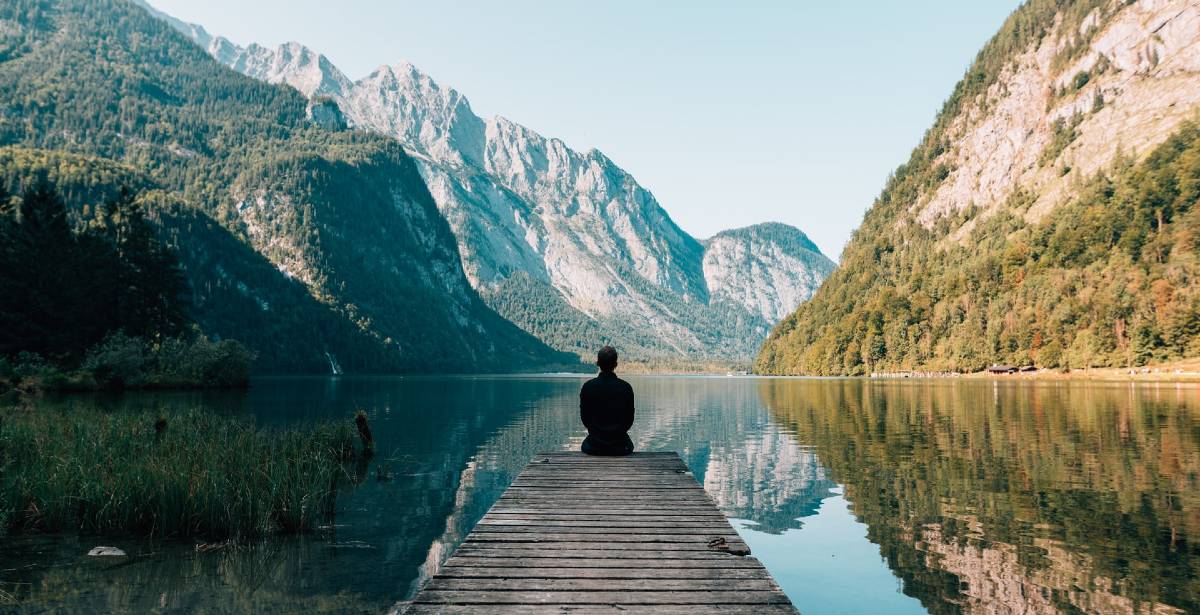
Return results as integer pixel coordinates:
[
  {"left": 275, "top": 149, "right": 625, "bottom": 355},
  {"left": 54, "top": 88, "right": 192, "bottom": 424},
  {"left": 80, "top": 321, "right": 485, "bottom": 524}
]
[
  {"left": 385, "top": 60, "right": 422, "bottom": 77},
  {"left": 145, "top": 1, "right": 835, "bottom": 361}
]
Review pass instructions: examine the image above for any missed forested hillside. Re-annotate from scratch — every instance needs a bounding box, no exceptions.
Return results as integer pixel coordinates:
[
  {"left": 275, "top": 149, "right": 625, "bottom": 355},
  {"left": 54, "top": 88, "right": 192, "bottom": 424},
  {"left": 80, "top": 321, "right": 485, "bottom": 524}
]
[
  {"left": 0, "top": 0, "right": 572, "bottom": 373},
  {"left": 758, "top": 0, "right": 1200, "bottom": 375}
]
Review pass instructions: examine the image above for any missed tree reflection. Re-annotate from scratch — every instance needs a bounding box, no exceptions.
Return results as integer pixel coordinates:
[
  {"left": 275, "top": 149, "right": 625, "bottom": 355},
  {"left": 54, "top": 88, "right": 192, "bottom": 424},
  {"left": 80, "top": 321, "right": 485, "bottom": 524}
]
[{"left": 760, "top": 379, "right": 1200, "bottom": 614}]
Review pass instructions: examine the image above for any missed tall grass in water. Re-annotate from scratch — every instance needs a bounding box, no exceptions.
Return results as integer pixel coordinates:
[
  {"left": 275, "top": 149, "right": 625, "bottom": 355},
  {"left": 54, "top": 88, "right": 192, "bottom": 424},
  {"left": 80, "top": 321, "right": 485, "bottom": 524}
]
[{"left": 0, "top": 408, "right": 353, "bottom": 539}]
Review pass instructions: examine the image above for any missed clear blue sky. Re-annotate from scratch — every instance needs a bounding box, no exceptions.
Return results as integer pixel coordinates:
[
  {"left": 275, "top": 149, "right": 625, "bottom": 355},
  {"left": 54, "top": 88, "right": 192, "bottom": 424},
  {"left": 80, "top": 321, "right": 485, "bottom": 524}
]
[{"left": 149, "top": 0, "right": 1022, "bottom": 260}]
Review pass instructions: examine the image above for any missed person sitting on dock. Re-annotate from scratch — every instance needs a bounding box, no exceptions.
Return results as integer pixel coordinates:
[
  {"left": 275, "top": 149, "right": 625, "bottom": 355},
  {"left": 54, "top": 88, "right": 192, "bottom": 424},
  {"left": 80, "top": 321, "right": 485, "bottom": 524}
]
[{"left": 579, "top": 346, "right": 635, "bottom": 456}]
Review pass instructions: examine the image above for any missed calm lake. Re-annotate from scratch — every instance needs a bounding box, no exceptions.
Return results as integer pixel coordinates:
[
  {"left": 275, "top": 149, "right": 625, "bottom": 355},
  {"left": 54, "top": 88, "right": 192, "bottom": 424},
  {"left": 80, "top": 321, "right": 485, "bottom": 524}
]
[{"left": 2, "top": 376, "right": 1198, "bottom": 614}]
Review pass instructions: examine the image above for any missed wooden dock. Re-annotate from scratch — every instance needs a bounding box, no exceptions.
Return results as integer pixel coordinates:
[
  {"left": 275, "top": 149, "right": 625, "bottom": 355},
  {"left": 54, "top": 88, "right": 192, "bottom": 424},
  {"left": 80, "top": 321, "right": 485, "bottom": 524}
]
[{"left": 402, "top": 451, "right": 799, "bottom": 614}]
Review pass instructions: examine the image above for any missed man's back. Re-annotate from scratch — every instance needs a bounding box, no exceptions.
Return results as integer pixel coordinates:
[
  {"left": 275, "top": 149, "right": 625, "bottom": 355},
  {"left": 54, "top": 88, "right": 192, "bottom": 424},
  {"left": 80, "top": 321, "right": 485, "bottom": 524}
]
[{"left": 579, "top": 369, "right": 634, "bottom": 456}]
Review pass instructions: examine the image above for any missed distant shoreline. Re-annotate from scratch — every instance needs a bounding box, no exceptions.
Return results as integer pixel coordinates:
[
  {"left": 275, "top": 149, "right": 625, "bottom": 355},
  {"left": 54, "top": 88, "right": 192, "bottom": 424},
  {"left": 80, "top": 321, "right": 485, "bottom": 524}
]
[{"left": 866, "top": 358, "right": 1200, "bottom": 383}]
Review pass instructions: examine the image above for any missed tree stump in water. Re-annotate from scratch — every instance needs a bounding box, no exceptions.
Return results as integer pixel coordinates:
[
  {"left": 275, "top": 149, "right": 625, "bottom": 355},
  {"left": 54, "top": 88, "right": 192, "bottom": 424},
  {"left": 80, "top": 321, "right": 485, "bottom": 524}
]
[{"left": 354, "top": 410, "right": 374, "bottom": 458}]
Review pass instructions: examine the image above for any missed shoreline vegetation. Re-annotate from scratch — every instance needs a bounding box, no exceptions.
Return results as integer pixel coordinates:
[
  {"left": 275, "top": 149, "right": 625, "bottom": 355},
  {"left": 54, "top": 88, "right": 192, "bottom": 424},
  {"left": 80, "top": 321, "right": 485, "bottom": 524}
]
[
  {"left": 0, "top": 406, "right": 360, "bottom": 540},
  {"left": 869, "top": 357, "right": 1200, "bottom": 382},
  {"left": 613, "top": 358, "right": 1200, "bottom": 381},
  {"left": 0, "top": 332, "right": 254, "bottom": 396},
  {"left": 615, "top": 356, "right": 1200, "bottom": 381}
]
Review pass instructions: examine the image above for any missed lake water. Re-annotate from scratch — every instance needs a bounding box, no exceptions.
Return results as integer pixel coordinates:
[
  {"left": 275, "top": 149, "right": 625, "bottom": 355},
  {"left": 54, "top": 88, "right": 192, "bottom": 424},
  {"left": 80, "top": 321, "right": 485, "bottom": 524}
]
[{"left": 2, "top": 376, "right": 1197, "bottom": 614}]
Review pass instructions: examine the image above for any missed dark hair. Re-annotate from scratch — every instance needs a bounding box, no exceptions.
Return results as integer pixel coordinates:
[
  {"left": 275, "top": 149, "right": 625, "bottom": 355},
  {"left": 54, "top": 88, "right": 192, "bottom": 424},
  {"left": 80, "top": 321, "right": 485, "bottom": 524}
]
[{"left": 597, "top": 346, "right": 618, "bottom": 371}]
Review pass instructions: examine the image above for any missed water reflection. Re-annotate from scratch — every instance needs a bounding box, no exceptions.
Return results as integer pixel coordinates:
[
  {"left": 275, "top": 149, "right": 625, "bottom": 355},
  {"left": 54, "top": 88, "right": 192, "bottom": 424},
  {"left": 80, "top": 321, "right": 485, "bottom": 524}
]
[
  {"left": 2, "top": 377, "right": 1197, "bottom": 614},
  {"left": 761, "top": 379, "right": 1200, "bottom": 614}
]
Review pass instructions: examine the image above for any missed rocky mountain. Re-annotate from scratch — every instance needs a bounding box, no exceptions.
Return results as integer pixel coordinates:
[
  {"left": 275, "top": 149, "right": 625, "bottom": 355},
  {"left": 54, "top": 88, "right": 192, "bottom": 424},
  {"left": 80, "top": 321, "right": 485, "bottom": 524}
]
[
  {"left": 759, "top": 0, "right": 1200, "bottom": 374},
  {"left": 142, "top": 1, "right": 835, "bottom": 363},
  {"left": 0, "top": 0, "right": 572, "bottom": 373},
  {"left": 703, "top": 223, "right": 833, "bottom": 325}
]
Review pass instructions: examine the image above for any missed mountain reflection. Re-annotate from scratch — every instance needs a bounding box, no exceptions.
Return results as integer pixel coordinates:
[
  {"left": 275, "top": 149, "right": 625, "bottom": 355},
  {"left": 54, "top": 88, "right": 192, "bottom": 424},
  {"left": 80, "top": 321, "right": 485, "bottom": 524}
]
[
  {"left": 627, "top": 376, "right": 837, "bottom": 534},
  {"left": 760, "top": 379, "right": 1200, "bottom": 614},
  {"left": 8, "top": 377, "right": 1197, "bottom": 614}
]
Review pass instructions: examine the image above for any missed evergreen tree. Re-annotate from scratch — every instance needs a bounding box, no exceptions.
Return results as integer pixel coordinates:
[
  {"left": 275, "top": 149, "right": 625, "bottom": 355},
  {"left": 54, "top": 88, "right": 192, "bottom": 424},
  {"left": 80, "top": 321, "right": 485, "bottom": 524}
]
[
  {"left": 0, "top": 181, "right": 88, "bottom": 357},
  {"left": 94, "top": 188, "right": 189, "bottom": 339},
  {"left": 0, "top": 181, "right": 190, "bottom": 361}
]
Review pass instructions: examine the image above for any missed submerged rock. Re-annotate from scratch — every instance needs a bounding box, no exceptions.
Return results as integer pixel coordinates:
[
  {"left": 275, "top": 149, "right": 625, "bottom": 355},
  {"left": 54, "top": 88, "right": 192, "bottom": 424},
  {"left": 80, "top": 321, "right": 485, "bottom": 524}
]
[{"left": 87, "top": 546, "right": 126, "bottom": 557}]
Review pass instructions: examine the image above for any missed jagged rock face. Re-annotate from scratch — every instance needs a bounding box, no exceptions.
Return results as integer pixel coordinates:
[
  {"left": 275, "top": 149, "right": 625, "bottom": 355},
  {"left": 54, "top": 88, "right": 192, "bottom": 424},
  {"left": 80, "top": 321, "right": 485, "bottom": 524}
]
[
  {"left": 305, "top": 98, "right": 346, "bottom": 131},
  {"left": 703, "top": 223, "right": 835, "bottom": 324},
  {"left": 920, "top": 0, "right": 1200, "bottom": 232},
  {"left": 1, "top": 0, "right": 570, "bottom": 373},
  {"left": 758, "top": 0, "right": 1200, "bottom": 375},
  {"left": 349, "top": 63, "right": 485, "bottom": 168},
  {"left": 147, "top": 3, "right": 833, "bottom": 361},
  {"left": 135, "top": 2, "right": 353, "bottom": 98}
]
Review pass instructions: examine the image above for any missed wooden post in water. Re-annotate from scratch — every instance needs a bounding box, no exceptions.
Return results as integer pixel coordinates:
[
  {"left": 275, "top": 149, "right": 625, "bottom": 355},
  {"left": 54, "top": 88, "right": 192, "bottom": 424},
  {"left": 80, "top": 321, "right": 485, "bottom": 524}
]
[
  {"left": 402, "top": 451, "right": 799, "bottom": 614},
  {"left": 354, "top": 410, "right": 374, "bottom": 457}
]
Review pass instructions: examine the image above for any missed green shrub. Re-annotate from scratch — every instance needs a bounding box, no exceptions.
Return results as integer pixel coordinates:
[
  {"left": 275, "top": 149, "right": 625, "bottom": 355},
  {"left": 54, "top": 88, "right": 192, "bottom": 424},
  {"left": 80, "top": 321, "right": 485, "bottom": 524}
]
[
  {"left": 80, "top": 332, "right": 149, "bottom": 388},
  {"left": 1072, "top": 70, "right": 1091, "bottom": 90},
  {"left": 151, "top": 335, "right": 255, "bottom": 387},
  {"left": 6, "top": 332, "right": 258, "bottom": 393}
]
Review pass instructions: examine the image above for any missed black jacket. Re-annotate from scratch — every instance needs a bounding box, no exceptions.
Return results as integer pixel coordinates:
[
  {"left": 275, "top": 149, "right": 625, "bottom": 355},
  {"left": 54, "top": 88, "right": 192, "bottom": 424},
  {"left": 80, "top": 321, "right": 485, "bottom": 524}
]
[{"left": 579, "top": 371, "right": 634, "bottom": 451}]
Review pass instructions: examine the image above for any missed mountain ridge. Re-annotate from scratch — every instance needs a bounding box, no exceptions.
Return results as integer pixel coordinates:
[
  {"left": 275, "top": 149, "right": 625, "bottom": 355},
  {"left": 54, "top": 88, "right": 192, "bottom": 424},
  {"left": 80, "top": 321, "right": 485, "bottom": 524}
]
[
  {"left": 140, "top": 0, "right": 835, "bottom": 362},
  {"left": 758, "top": 0, "right": 1200, "bottom": 375},
  {"left": 0, "top": 0, "right": 574, "bottom": 373}
]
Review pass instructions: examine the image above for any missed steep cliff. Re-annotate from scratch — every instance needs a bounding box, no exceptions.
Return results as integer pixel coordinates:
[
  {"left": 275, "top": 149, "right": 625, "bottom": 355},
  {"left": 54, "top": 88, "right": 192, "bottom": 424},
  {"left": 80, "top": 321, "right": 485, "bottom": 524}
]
[
  {"left": 143, "top": 2, "right": 834, "bottom": 362},
  {"left": 0, "top": 0, "right": 571, "bottom": 372},
  {"left": 759, "top": 0, "right": 1200, "bottom": 374},
  {"left": 703, "top": 223, "right": 833, "bottom": 325}
]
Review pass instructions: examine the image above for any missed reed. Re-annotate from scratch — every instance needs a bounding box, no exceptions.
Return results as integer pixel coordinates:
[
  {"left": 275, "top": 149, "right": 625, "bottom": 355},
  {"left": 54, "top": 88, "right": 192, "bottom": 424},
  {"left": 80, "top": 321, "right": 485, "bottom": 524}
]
[{"left": 0, "top": 407, "right": 354, "bottom": 539}]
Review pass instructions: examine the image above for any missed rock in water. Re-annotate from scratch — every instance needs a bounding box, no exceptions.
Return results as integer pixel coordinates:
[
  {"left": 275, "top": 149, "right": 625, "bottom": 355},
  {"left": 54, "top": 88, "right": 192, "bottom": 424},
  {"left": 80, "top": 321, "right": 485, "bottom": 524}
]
[{"left": 87, "top": 546, "right": 126, "bottom": 557}]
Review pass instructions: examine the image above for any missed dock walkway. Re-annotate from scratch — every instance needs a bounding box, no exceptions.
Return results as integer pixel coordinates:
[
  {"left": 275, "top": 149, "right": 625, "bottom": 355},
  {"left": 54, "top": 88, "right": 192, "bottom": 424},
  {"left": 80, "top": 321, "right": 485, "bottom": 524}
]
[{"left": 403, "top": 451, "right": 799, "bottom": 614}]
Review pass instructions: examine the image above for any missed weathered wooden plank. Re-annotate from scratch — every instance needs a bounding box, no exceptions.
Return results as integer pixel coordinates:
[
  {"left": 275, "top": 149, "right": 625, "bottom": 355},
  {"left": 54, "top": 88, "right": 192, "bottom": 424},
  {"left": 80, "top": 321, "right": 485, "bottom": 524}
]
[
  {"left": 443, "top": 557, "right": 762, "bottom": 569},
  {"left": 464, "top": 533, "right": 741, "bottom": 543},
  {"left": 451, "top": 548, "right": 748, "bottom": 559},
  {"left": 489, "top": 507, "right": 728, "bottom": 514},
  {"left": 471, "top": 524, "right": 735, "bottom": 534},
  {"left": 425, "top": 578, "right": 782, "bottom": 592},
  {"left": 452, "top": 541, "right": 720, "bottom": 551},
  {"left": 531, "top": 455, "right": 680, "bottom": 461},
  {"left": 433, "top": 566, "right": 774, "bottom": 579},
  {"left": 507, "top": 480, "right": 698, "bottom": 485},
  {"left": 481, "top": 514, "right": 729, "bottom": 522},
  {"left": 537, "top": 451, "right": 679, "bottom": 455},
  {"left": 402, "top": 452, "right": 796, "bottom": 614},
  {"left": 502, "top": 490, "right": 708, "bottom": 495},
  {"left": 538, "top": 452, "right": 677, "bottom": 455},
  {"left": 509, "top": 482, "right": 701, "bottom": 488},
  {"left": 510, "top": 480, "right": 696, "bottom": 485},
  {"left": 411, "top": 590, "right": 792, "bottom": 605},
  {"left": 500, "top": 490, "right": 706, "bottom": 495},
  {"left": 525, "top": 463, "right": 686, "bottom": 468},
  {"left": 487, "top": 507, "right": 727, "bottom": 515},
  {"left": 477, "top": 518, "right": 730, "bottom": 527},
  {"left": 497, "top": 495, "right": 713, "bottom": 500},
  {"left": 494, "top": 492, "right": 710, "bottom": 497},
  {"left": 404, "top": 605, "right": 799, "bottom": 615},
  {"left": 513, "top": 476, "right": 698, "bottom": 479},
  {"left": 492, "top": 502, "right": 718, "bottom": 509},
  {"left": 512, "top": 472, "right": 696, "bottom": 478},
  {"left": 517, "top": 471, "right": 691, "bottom": 476},
  {"left": 496, "top": 497, "right": 717, "bottom": 504}
]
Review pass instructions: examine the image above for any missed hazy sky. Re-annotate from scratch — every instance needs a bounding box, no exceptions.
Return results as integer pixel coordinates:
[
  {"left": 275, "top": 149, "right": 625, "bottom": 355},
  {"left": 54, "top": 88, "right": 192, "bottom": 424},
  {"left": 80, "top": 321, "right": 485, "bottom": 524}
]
[{"left": 149, "top": 0, "right": 1021, "bottom": 260}]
